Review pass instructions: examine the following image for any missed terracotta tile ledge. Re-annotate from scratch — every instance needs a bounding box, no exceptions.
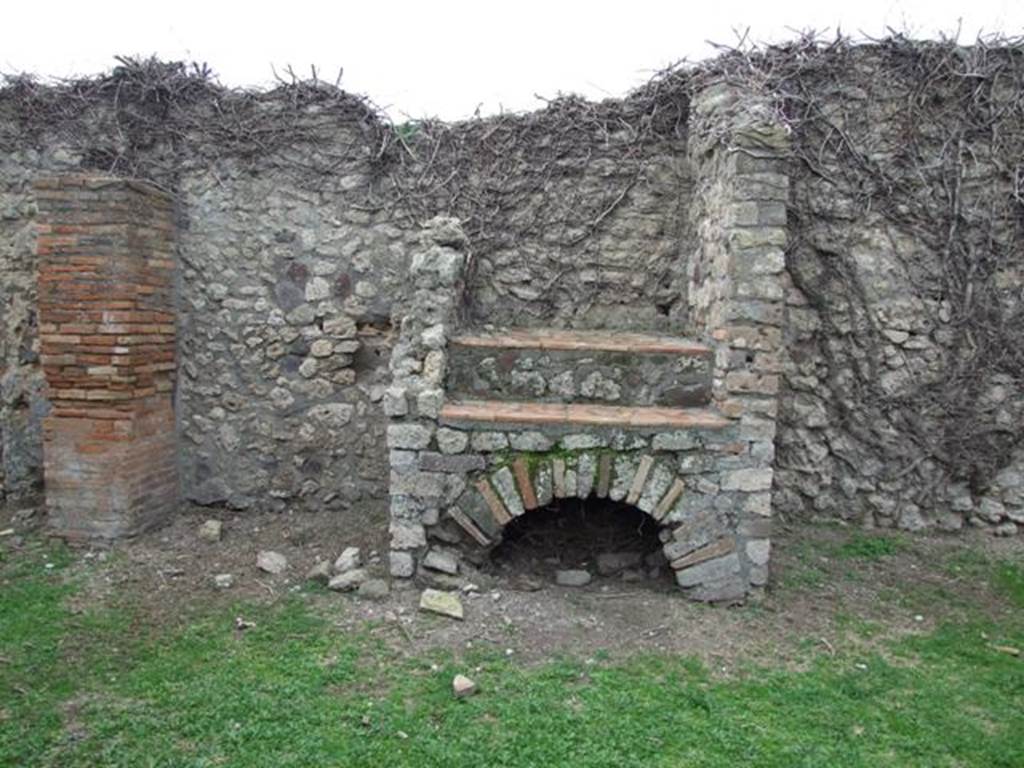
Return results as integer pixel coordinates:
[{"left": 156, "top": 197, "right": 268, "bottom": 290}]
[
  {"left": 439, "top": 400, "right": 730, "bottom": 429},
  {"left": 449, "top": 328, "right": 710, "bottom": 356}
]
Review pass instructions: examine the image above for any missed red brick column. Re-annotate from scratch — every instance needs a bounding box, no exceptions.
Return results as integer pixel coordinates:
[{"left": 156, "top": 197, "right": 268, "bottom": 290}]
[{"left": 34, "top": 176, "right": 178, "bottom": 539}]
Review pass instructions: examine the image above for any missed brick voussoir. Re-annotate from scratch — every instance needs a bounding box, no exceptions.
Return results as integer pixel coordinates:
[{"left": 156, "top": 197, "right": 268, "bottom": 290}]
[{"left": 670, "top": 536, "right": 737, "bottom": 571}]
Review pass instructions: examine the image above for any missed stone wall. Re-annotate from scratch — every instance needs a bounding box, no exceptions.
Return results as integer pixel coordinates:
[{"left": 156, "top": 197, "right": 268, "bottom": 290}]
[
  {"left": 773, "top": 45, "right": 1024, "bottom": 534},
  {"left": 384, "top": 216, "right": 775, "bottom": 602},
  {"left": 0, "top": 75, "right": 692, "bottom": 519},
  {"left": 173, "top": 155, "right": 411, "bottom": 513},
  {"left": 1, "top": 42, "right": 1022, "bottom": 541}
]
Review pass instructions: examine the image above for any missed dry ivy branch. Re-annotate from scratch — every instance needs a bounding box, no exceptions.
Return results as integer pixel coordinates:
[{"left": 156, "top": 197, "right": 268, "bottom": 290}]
[
  {"left": 690, "top": 34, "right": 1024, "bottom": 496},
  {"left": 2, "top": 35, "right": 1023, "bottom": 500}
]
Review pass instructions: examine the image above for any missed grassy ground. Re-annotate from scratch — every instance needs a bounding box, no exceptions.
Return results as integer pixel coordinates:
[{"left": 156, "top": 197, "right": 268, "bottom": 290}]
[{"left": 1, "top": 532, "right": 1022, "bottom": 767}]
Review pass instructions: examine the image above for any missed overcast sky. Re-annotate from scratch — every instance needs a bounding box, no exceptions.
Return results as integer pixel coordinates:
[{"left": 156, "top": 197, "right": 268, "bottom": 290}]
[{"left": 4, "top": 1, "right": 1022, "bottom": 120}]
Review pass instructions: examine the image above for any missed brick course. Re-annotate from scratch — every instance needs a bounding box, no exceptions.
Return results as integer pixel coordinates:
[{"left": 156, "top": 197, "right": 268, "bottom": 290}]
[{"left": 35, "top": 176, "right": 178, "bottom": 539}]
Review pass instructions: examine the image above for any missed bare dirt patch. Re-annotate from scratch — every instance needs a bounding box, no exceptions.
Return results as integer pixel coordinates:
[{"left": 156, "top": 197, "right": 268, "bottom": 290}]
[{"left": 3, "top": 500, "right": 1021, "bottom": 672}]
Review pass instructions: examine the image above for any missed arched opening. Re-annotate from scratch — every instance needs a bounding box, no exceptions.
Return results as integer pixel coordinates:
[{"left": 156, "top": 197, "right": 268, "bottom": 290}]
[{"left": 488, "top": 496, "right": 673, "bottom": 589}]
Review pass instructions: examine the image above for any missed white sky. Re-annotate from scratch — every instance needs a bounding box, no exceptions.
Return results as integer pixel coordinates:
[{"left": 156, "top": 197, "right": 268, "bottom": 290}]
[{"left": 3, "top": 0, "right": 1022, "bottom": 120}]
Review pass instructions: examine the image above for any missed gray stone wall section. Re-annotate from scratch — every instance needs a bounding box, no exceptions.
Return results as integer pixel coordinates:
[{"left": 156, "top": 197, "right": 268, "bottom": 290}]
[
  {"left": 385, "top": 217, "right": 469, "bottom": 576},
  {"left": 773, "top": 49, "right": 1024, "bottom": 535},
  {"left": 0, "top": 164, "right": 44, "bottom": 504},
  {"left": 174, "top": 161, "right": 412, "bottom": 513},
  {"left": 3, "top": 46, "right": 1022, "bottom": 538},
  {"left": 0, "top": 146, "right": 81, "bottom": 504},
  {"left": 682, "top": 79, "right": 789, "bottom": 593},
  {"left": 446, "top": 344, "right": 712, "bottom": 407},
  {"left": 461, "top": 147, "right": 693, "bottom": 332}
]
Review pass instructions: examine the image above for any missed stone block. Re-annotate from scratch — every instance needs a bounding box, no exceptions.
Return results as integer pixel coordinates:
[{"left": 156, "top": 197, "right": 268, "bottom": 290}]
[
  {"left": 389, "top": 521, "right": 427, "bottom": 550},
  {"left": 418, "top": 452, "right": 486, "bottom": 473},
  {"left": 576, "top": 453, "right": 597, "bottom": 499},
  {"left": 423, "top": 549, "right": 459, "bottom": 575},
  {"left": 389, "top": 470, "right": 446, "bottom": 500},
  {"left": 436, "top": 428, "right": 469, "bottom": 454},
  {"left": 552, "top": 458, "right": 567, "bottom": 498},
  {"left": 652, "top": 431, "right": 700, "bottom": 451},
  {"left": 556, "top": 569, "right": 592, "bottom": 587},
  {"left": 625, "top": 455, "right": 656, "bottom": 506},
  {"left": 416, "top": 388, "right": 445, "bottom": 419},
  {"left": 561, "top": 433, "right": 608, "bottom": 450},
  {"left": 609, "top": 454, "right": 640, "bottom": 502},
  {"left": 720, "top": 468, "right": 773, "bottom": 492},
  {"left": 674, "top": 552, "right": 741, "bottom": 588},
  {"left": 328, "top": 568, "right": 367, "bottom": 592},
  {"left": 509, "top": 431, "right": 555, "bottom": 451},
  {"left": 745, "top": 539, "right": 771, "bottom": 566},
  {"left": 636, "top": 463, "right": 674, "bottom": 514},
  {"left": 387, "top": 423, "right": 434, "bottom": 450},
  {"left": 419, "top": 588, "right": 464, "bottom": 619},
  {"left": 490, "top": 466, "right": 525, "bottom": 517},
  {"left": 471, "top": 431, "right": 509, "bottom": 452},
  {"left": 535, "top": 460, "right": 554, "bottom": 507},
  {"left": 389, "top": 450, "right": 417, "bottom": 471},
  {"left": 742, "top": 492, "right": 773, "bottom": 517}
]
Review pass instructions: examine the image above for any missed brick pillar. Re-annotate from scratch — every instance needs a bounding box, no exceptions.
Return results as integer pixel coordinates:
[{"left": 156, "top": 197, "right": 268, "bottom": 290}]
[{"left": 35, "top": 176, "right": 178, "bottom": 539}]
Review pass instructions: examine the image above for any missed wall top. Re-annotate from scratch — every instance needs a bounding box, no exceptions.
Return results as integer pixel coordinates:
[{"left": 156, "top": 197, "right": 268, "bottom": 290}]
[{"left": 32, "top": 174, "right": 174, "bottom": 203}]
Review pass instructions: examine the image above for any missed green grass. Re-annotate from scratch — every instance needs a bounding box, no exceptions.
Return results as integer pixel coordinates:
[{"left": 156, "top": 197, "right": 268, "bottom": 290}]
[
  {"left": 834, "top": 533, "right": 907, "bottom": 560},
  {"left": 2, "top": 548, "right": 1023, "bottom": 767},
  {"left": 779, "top": 532, "right": 910, "bottom": 591},
  {"left": 993, "top": 560, "right": 1024, "bottom": 607}
]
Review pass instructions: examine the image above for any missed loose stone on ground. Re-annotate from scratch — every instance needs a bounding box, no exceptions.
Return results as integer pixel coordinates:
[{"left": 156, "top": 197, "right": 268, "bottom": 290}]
[
  {"left": 452, "top": 674, "right": 478, "bottom": 698},
  {"left": 256, "top": 550, "right": 287, "bottom": 574},
  {"left": 328, "top": 568, "right": 368, "bottom": 592},
  {"left": 333, "top": 546, "right": 362, "bottom": 574},
  {"left": 198, "top": 519, "right": 222, "bottom": 543},
  {"left": 555, "top": 569, "right": 592, "bottom": 587},
  {"left": 419, "top": 588, "right": 465, "bottom": 619}
]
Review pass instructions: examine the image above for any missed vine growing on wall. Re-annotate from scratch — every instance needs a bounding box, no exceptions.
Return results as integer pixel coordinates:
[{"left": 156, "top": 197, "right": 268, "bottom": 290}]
[
  {"left": 3, "top": 36, "right": 1024, "bottom": 501},
  {"left": 1, "top": 56, "right": 694, "bottom": 324},
  {"left": 680, "top": 34, "right": 1024, "bottom": 498}
]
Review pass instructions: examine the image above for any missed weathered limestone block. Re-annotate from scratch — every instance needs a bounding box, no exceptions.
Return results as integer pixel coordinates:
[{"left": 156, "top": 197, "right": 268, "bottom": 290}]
[
  {"left": 675, "top": 552, "right": 742, "bottom": 588},
  {"left": 387, "top": 423, "right": 434, "bottom": 450},
  {"left": 609, "top": 454, "right": 641, "bottom": 502},
  {"left": 490, "top": 466, "right": 525, "bottom": 517},
  {"left": 436, "top": 427, "right": 469, "bottom": 454}
]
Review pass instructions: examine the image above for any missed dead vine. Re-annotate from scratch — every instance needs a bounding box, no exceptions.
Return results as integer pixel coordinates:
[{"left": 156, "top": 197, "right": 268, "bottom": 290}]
[{"left": 3, "top": 34, "right": 1023, "bottom": 497}]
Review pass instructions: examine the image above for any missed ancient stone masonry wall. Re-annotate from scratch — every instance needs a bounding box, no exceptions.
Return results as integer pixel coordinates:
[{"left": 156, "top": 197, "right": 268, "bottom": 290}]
[
  {"left": 384, "top": 218, "right": 470, "bottom": 578},
  {"left": 396, "top": 100, "right": 693, "bottom": 332},
  {"left": 386, "top": 202, "right": 781, "bottom": 601},
  {"left": 676, "top": 78, "right": 789, "bottom": 592},
  {"left": 0, "top": 148, "right": 78, "bottom": 505},
  {"left": 2, "top": 42, "right": 1023, "bottom": 540},
  {"left": 0, "top": 68, "right": 693, "bottom": 514},
  {"left": 773, "top": 45, "right": 1024, "bottom": 533},
  {"left": 174, "top": 158, "right": 413, "bottom": 514},
  {"left": 0, "top": 162, "right": 43, "bottom": 504}
]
